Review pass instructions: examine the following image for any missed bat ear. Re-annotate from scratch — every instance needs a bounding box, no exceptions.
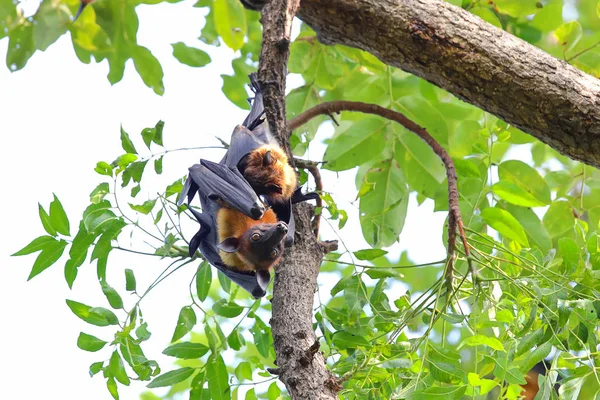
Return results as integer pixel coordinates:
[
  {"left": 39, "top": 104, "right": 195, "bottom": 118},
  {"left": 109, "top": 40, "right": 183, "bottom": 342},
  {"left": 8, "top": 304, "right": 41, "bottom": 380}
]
[
  {"left": 263, "top": 150, "right": 273, "bottom": 166},
  {"left": 256, "top": 269, "right": 271, "bottom": 292},
  {"left": 218, "top": 237, "right": 240, "bottom": 253}
]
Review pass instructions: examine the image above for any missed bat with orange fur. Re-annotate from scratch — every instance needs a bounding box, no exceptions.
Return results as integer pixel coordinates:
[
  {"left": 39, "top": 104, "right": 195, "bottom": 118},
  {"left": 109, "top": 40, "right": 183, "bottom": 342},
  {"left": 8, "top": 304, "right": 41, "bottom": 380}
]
[{"left": 180, "top": 160, "right": 288, "bottom": 298}]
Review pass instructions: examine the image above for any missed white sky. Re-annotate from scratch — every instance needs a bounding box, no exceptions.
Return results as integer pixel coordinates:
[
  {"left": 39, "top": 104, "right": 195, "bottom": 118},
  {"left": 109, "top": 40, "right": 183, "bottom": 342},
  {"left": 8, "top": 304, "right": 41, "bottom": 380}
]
[{"left": 0, "top": 2, "right": 447, "bottom": 399}]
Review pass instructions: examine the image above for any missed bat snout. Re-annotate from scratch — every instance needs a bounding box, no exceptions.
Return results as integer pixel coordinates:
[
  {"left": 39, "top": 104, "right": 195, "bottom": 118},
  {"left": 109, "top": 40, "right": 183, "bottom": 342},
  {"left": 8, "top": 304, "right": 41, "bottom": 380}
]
[{"left": 276, "top": 222, "right": 288, "bottom": 233}]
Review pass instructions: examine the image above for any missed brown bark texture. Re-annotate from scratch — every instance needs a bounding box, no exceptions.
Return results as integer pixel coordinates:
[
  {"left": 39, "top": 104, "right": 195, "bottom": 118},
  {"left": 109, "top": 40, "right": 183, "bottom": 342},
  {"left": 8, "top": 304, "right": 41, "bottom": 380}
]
[
  {"left": 297, "top": 0, "right": 600, "bottom": 168},
  {"left": 257, "top": 1, "right": 339, "bottom": 399}
]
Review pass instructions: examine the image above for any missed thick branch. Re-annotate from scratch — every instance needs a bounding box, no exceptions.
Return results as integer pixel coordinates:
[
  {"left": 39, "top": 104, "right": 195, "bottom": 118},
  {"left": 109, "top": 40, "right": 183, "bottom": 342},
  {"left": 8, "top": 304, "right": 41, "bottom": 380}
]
[
  {"left": 296, "top": 0, "right": 600, "bottom": 168},
  {"left": 257, "top": 1, "right": 338, "bottom": 399},
  {"left": 290, "top": 100, "right": 472, "bottom": 291}
]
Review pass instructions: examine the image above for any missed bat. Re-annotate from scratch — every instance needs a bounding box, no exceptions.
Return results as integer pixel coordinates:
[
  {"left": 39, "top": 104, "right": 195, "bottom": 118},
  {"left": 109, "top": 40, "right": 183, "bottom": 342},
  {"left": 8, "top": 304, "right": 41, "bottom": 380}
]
[
  {"left": 180, "top": 159, "right": 288, "bottom": 298},
  {"left": 179, "top": 73, "right": 319, "bottom": 297}
]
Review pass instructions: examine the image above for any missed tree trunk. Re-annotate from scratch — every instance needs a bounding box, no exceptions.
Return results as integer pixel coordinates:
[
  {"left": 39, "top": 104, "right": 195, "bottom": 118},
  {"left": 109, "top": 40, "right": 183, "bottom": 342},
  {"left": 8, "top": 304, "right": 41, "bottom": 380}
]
[
  {"left": 258, "top": 1, "right": 339, "bottom": 398},
  {"left": 297, "top": 0, "right": 600, "bottom": 168}
]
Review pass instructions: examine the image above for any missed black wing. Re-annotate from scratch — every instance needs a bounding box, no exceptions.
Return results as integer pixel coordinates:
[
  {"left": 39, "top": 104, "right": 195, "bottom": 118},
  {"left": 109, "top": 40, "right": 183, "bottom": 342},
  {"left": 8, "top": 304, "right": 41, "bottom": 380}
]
[
  {"left": 221, "top": 73, "right": 276, "bottom": 169},
  {"left": 179, "top": 159, "right": 266, "bottom": 220},
  {"left": 187, "top": 201, "right": 270, "bottom": 299}
]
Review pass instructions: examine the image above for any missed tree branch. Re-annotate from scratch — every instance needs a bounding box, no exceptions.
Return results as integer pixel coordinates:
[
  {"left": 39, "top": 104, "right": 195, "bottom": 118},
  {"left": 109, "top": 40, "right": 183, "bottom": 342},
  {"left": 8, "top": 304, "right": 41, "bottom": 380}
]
[
  {"left": 296, "top": 0, "right": 600, "bottom": 168},
  {"left": 289, "top": 100, "right": 474, "bottom": 293},
  {"left": 294, "top": 158, "right": 323, "bottom": 238},
  {"left": 257, "top": 1, "right": 338, "bottom": 399}
]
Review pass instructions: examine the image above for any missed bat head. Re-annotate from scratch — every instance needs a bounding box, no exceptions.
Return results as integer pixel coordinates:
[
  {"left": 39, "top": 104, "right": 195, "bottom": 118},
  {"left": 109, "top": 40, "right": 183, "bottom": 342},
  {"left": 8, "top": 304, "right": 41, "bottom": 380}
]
[
  {"left": 218, "top": 221, "right": 288, "bottom": 271},
  {"left": 239, "top": 145, "right": 297, "bottom": 203}
]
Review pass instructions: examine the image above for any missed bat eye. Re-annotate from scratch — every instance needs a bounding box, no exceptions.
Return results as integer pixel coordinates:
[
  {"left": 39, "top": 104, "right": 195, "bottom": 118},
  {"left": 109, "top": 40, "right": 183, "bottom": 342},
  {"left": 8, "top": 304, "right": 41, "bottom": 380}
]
[
  {"left": 270, "top": 248, "right": 279, "bottom": 258},
  {"left": 251, "top": 233, "right": 261, "bottom": 241}
]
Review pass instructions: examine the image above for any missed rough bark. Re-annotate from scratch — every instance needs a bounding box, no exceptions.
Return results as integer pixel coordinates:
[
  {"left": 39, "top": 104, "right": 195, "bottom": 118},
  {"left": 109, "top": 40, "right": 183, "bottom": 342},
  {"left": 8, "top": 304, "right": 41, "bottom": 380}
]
[
  {"left": 257, "top": 1, "right": 338, "bottom": 399},
  {"left": 297, "top": 0, "right": 600, "bottom": 168}
]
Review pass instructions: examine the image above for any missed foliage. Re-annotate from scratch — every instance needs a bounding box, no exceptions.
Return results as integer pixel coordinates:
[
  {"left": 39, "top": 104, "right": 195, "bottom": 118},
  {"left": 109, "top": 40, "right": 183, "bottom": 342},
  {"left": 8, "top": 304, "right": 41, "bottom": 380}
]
[{"left": 6, "top": 0, "right": 600, "bottom": 399}]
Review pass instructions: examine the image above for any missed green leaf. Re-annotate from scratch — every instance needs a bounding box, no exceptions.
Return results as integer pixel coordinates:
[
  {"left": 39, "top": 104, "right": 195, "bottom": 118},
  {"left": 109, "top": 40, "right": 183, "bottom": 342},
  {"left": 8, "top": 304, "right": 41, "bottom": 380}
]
[
  {"left": 492, "top": 160, "right": 550, "bottom": 207},
  {"left": 520, "top": 341, "right": 552, "bottom": 374},
  {"left": 83, "top": 201, "right": 118, "bottom": 233},
  {"left": 38, "top": 204, "right": 57, "bottom": 236},
  {"left": 95, "top": 161, "right": 113, "bottom": 176},
  {"left": 77, "top": 332, "right": 108, "bottom": 352},
  {"left": 162, "top": 342, "right": 209, "bottom": 359},
  {"left": 481, "top": 207, "right": 529, "bottom": 247},
  {"left": 125, "top": 269, "right": 137, "bottom": 292},
  {"left": 132, "top": 46, "right": 165, "bottom": 95},
  {"left": 559, "top": 376, "right": 585, "bottom": 399},
  {"left": 516, "top": 329, "right": 544, "bottom": 357},
  {"left": 467, "top": 373, "right": 498, "bottom": 396},
  {"left": 494, "top": 0, "right": 539, "bottom": 17},
  {"left": 64, "top": 223, "right": 96, "bottom": 288},
  {"left": 207, "top": 355, "right": 229, "bottom": 400},
  {"left": 554, "top": 21, "right": 583, "bottom": 53},
  {"left": 460, "top": 335, "right": 505, "bottom": 351},
  {"left": 7, "top": 22, "right": 35, "bottom": 71},
  {"left": 531, "top": 1, "right": 564, "bottom": 32},
  {"left": 89, "top": 361, "right": 104, "bottom": 377},
  {"left": 147, "top": 367, "right": 195, "bottom": 388},
  {"left": 12, "top": 236, "right": 57, "bottom": 256},
  {"left": 128, "top": 199, "right": 157, "bottom": 215},
  {"left": 395, "top": 128, "right": 447, "bottom": 199},
  {"left": 411, "top": 385, "right": 467, "bottom": 400},
  {"left": 171, "top": 306, "right": 197, "bottom": 342},
  {"left": 154, "top": 157, "right": 163, "bottom": 175},
  {"left": 470, "top": 7, "right": 502, "bottom": 28},
  {"left": 107, "top": 376, "right": 119, "bottom": 400},
  {"left": 267, "top": 382, "right": 281, "bottom": 400},
  {"left": 172, "top": 42, "right": 212, "bottom": 67},
  {"left": 153, "top": 120, "right": 164, "bottom": 146},
  {"left": 235, "top": 362, "right": 252, "bottom": 381},
  {"left": 90, "top": 183, "right": 110, "bottom": 204},
  {"left": 32, "top": 0, "right": 69, "bottom": 51},
  {"left": 213, "top": 299, "right": 244, "bottom": 318},
  {"left": 49, "top": 194, "right": 70, "bottom": 236},
  {"left": 27, "top": 239, "right": 68, "bottom": 280},
  {"left": 245, "top": 389, "right": 257, "bottom": 400},
  {"left": 558, "top": 237, "right": 579, "bottom": 273},
  {"left": 353, "top": 249, "right": 388, "bottom": 261},
  {"left": 543, "top": 201, "right": 575, "bottom": 238},
  {"left": 196, "top": 262, "right": 212, "bottom": 301},
  {"left": 505, "top": 204, "right": 551, "bottom": 252},
  {"left": 227, "top": 328, "right": 245, "bottom": 351},
  {"left": 218, "top": 270, "right": 231, "bottom": 294},
  {"left": 493, "top": 354, "right": 527, "bottom": 385},
  {"left": 359, "top": 160, "right": 409, "bottom": 247},
  {"left": 120, "top": 126, "right": 138, "bottom": 154},
  {"left": 66, "top": 300, "right": 119, "bottom": 326},
  {"left": 101, "top": 280, "right": 124, "bottom": 309},
  {"left": 332, "top": 331, "right": 370, "bottom": 349},
  {"left": 323, "top": 118, "right": 387, "bottom": 171},
  {"left": 136, "top": 322, "right": 152, "bottom": 342},
  {"left": 428, "top": 345, "right": 464, "bottom": 383},
  {"left": 213, "top": 0, "right": 246, "bottom": 51}
]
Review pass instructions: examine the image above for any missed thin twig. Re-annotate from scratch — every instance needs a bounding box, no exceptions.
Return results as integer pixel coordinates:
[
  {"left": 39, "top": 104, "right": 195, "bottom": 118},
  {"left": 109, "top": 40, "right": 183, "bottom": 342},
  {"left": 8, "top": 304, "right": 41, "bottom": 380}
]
[
  {"left": 288, "top": 101, "right": 474, "bottom": 293},
  {"left": 567, "top": 40, "right": 600, "bottom": 62},
  {"left": 295, "top": 158, "right": 323, "bottom": 237}
]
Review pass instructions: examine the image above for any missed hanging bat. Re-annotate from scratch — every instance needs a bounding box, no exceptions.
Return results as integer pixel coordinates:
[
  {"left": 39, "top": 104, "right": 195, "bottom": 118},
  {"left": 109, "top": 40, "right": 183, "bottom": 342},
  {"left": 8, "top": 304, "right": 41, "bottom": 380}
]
[
  {"left": 180, "top": 159, "right": 288, "bottom": 298},
  {"left": 179, "top": 74, "right": 319, "bottom": 297},
  {"left": 220, "top": 73, "right": 319, "bottom": 240}
]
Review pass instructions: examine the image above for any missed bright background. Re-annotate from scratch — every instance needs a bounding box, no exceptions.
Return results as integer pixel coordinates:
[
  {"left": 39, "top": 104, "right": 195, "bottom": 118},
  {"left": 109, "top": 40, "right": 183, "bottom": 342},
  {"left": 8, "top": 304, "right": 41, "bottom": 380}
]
[{"left": 0, "top": 2, "right": 446, "bottom": 398}]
